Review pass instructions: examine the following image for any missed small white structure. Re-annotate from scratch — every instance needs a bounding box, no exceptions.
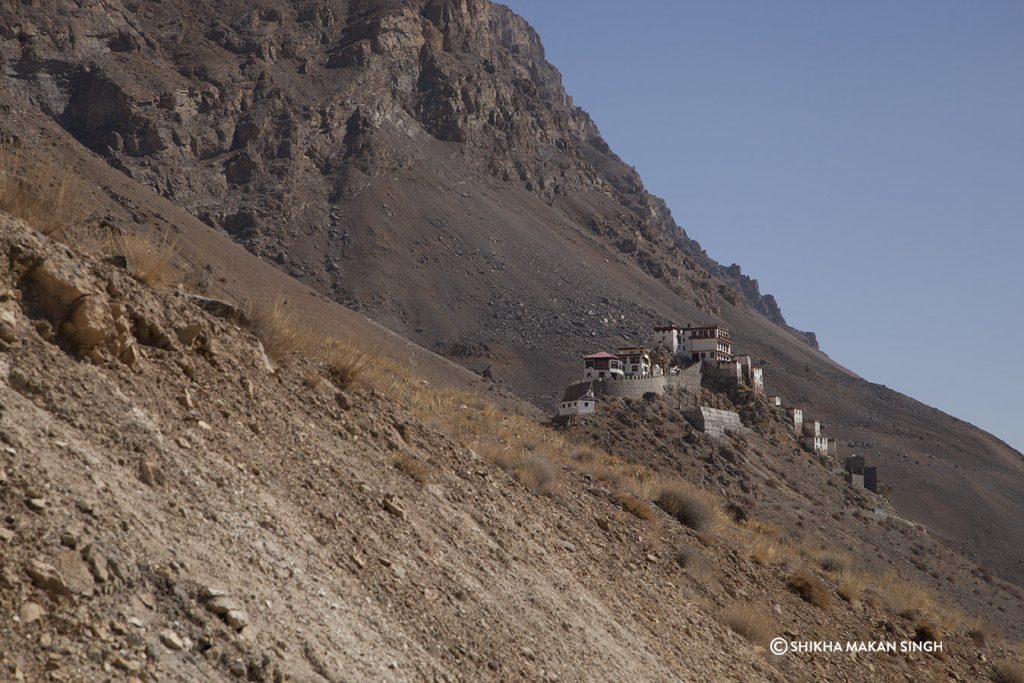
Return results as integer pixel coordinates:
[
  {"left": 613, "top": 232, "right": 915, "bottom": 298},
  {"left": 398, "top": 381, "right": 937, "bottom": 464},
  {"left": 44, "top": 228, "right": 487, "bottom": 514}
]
[
  {"left": 681, "top": 324, "right": 733, "bottom": 362},
  {"left": 559, "top": 383, "right": 597, "bottom": 417},
  {"left": 729, "top": 355, "right": 764, "bottom": 393},
  {"left": 767, "top": 395, "right": 782, "bottom": 407},
  {"left": 802, "top": 434, "right": 829, "bottom": 456},
  {"left": 802, "top": 420, "right": 821, "bottom": 438},
  {"left": 616, "top": 347, "right": 652, "bottom": 378},
  {"left": 827, "top": 437, "right": 838, "bottom": 459},
  {"left": 786, "top": 407, "right": 804, "bottom": 434},
  {"left": 583, "top": 352, "right": 624, "bottom": 381},
  {"left": 651, "top": 325, "right": 683, "bottom": 354},
  {"left": 750, "top": 367, "right": 764, "bottom": 393}
]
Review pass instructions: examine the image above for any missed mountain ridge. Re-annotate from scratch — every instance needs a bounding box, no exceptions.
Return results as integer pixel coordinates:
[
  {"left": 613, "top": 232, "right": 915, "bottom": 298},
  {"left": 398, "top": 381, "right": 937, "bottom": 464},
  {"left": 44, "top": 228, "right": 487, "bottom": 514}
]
[{"left": 2, "top": 0, "right": 1023, "bottom": 590}]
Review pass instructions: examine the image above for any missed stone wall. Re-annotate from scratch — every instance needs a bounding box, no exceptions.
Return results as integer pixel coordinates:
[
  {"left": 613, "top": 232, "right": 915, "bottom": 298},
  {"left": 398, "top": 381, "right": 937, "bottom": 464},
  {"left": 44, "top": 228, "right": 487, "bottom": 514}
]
[{"left": 683, "top": 407, "right": 745, "bottom": 438}]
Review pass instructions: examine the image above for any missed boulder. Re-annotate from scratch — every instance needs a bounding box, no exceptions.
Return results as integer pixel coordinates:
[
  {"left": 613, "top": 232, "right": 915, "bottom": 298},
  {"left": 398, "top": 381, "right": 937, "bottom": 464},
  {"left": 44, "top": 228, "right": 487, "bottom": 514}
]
[{"left": 67, "top": 294, "right": 114, "bottom": 348}]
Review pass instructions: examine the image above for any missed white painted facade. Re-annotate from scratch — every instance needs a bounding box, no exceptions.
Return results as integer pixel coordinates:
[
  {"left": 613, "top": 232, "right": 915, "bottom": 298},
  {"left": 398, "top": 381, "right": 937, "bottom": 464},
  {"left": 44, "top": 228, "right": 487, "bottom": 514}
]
[
  {"left": 559, "top": 390, "right": 597, "bottom": 417},
  {"left": 787, "top": 407, "right": 804, "bottom": 434},
  {"left": 680, "top": 325, "right": 733, "bottom": 363},
  {"left": 651, "top": 326, "right": 682, "bottom": 354},
  {"left": 616, "top": 347, "right": 652, "bottom": 378},
  {"left": 802, "top": 434, "right": 829, "bottom": 456},
  {"left": 583, "top": 352, "right": 624, "bottom": 381}
]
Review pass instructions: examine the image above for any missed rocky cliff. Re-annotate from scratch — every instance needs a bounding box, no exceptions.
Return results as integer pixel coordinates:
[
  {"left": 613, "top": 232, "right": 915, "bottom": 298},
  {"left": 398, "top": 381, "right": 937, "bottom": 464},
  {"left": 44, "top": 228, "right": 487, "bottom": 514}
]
[{"left": 1, "top": 0, "right": 807, "bottom": 339}]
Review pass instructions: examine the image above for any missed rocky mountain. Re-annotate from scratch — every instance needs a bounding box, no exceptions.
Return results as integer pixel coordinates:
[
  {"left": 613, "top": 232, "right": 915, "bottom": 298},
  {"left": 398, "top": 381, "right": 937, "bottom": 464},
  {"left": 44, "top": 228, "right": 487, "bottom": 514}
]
[{"left": 1, "top": 1, "right": 1024, "bottom": 676}]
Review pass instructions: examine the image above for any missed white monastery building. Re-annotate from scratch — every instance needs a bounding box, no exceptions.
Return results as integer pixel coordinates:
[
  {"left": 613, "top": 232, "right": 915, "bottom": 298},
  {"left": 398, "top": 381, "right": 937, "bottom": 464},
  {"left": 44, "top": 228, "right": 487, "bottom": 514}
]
[
  {"left": 616, "top": 347, "right": 652, "bottom": 378},
  {"left": 583, "top": 352, "right": 624, "bottom": 381},
  {"left": 680, "top": 325, "right": 733, "bottom": 362}
]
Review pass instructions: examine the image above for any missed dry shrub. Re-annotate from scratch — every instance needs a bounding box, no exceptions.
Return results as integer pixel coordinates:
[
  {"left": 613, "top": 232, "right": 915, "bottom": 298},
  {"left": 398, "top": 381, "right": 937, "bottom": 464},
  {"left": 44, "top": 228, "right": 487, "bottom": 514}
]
[
  {"left": 656, "top": 480, "right": 716, "bottom": 533},
  {"left": 816, "top": 551, "right": 851, "bottom": 574},
  {"left": 746, "top": 535, "right": 786, "bottom": 567},
  {"left": 493, "top": 451, "right": 560, "bottom": 496},
  {"left": 0, "top": 150, "right": 92, "bottom": 236},
  {"left": 614, "top": 493, "right": 655, "bottom": 521},
  {"left": 993, "top": 661, "right": 1024, "bottom": 683},
  {"left": 248, "top": 297, "right": 314, "bottom": 361},
  {"left": 394, "top": 454, "right": 431, "bottom": 484},
  {"left": 913, "top": 622, "right": 941, "bottom": 644},
  {"left": 322, "top": 339, "right": 369, "bottom": 389},
  {"left": 787, "top": 569, "right": 833, "bottom": 609},
  {"left": 835, "top": 568, "right": 867, "bottom": 607},
  {"left": 112, "top": 232, "right": 179, "bottom": 287},
  {"left": 720, "top": 605, "right": 776, "bottom": 647},
  {"left": 885, "top": 575, "right": 935, "bottom": 619}
]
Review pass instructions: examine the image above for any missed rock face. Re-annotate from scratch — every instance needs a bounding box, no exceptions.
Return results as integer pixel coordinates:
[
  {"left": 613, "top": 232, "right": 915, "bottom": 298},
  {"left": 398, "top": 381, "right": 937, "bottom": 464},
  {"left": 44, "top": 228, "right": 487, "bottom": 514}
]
[{"left": 0, "top": 0, "right": 814, "bottom": 404}]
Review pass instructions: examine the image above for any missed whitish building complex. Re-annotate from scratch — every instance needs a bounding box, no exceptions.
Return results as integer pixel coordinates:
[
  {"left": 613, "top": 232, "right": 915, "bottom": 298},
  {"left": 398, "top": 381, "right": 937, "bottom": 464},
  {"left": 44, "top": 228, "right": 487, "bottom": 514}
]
[
  {"left": 616, "top": 347, "right": 652, "bottom": 378},
  {"left": 583, "top": 352, "right": 624, "bottom": 381}
]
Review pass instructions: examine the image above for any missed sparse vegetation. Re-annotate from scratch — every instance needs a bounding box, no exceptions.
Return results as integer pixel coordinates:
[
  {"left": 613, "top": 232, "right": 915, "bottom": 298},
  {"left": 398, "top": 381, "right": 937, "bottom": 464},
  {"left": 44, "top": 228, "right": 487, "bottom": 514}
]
[
  {"left": 656, "top": 481, "right": 716, "bottom": 532},
  {"left": 884, "top": 575, "right": 935, "bottom": 619},
  {"left": 394, "top": 453, "right": 431, "bottom": 484},
  {"left": 786, "top": 569, "right": 833, "bottom": 609},
  {"left": 112, "top": 232, "right": 180, "bottom": 287},
  {"left": 0, "top": 149, "right": 93, "bottom": 237},
  {"left": 720, "top": 605, "right": 776, "bottom": 647},
  {"left": 614, "top": 492, "right": 656, "bottom": 521},
  {"left": 834, "top": 568, "right": 867, "bottom": 607},
  {"left": 246, "top": 297, "right": 370, "bottom": 389},
  {"left": 494, "top": 452, "right": 561, "bottom": 496}
]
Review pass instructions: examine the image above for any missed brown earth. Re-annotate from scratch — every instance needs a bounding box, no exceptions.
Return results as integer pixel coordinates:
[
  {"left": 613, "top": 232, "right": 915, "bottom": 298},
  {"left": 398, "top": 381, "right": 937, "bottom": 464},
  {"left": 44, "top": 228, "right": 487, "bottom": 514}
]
[{"left": 2, "top": 211, "right": 1024, "bottom": 681}]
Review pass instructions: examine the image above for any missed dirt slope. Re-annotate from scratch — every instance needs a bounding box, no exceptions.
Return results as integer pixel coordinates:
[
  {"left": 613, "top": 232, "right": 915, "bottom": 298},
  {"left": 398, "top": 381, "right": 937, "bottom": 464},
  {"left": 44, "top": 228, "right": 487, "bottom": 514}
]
[{"left": 5, "top": 212, "right": 1024, "bottom": 681}]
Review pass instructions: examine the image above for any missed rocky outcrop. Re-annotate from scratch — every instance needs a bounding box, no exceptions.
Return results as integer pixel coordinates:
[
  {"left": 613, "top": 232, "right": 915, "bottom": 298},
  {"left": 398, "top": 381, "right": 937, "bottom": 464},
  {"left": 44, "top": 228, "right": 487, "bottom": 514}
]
[{"left": 0, "top": 0, "right": 815, "bottom": 347}]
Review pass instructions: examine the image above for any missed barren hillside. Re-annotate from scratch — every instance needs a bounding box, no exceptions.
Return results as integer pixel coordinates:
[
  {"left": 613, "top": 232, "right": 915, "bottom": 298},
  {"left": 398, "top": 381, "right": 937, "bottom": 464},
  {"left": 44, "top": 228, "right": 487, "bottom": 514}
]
[
  {"left": 2, "top": 0, "right": 1021, "bottom": 589},
  {"left": 3, "top": 210, "right": 1024, "bottom": 681}
]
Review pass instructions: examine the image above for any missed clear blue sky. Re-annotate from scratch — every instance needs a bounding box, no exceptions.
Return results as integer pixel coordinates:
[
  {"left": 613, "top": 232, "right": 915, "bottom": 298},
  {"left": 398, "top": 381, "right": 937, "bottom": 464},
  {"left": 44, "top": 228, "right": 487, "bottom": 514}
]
[{"left": 503, "top": 0, "right": 1024, "bottom": 453}]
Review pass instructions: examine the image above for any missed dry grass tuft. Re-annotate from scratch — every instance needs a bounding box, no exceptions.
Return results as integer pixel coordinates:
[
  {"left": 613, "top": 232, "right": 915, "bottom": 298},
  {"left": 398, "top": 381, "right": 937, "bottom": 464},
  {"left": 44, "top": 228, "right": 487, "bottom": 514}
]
[
  {"left": 913, "top": 622, "right": 941, "bottom": 644},
  {"left": 248, "top": 297, "right": 314, "bottom": 362},
  {"left": 787, "top": 569, "right": 833, "bottom": 609},
  {"left": 834, "top": 568, "right": 867, "bottom": 607},
  {"left": 884, "top": 575, "right": 935, "bottom": 619},
  {"left": 656, "top": 480, "right": 716, "bottom": 533},
  {"left": 0, "top": 150, "right": 93, "bottom": 236},
  {"left": 493, "top": 451, "right": 561, "bottom": 496},
  {"left": 745, "top": 534, "right": 787, "bottom": 567},
  {"left": 720, "top": 605, "right": 777, "bottom": 647},
  {"left": 322, "top": 339, "right": 369, "bottom": 389},
  {"left": 614, "top": 493, "right": 656, "bottom": 521},
  {"left": 112, "top": 232, "right": 179, "bottom": 287},
  {"left": 816, "top": 551, "right": 851, "bottom": 574},
  {"left": 394, "top": 454, "right": 431, "bottom": 484}
]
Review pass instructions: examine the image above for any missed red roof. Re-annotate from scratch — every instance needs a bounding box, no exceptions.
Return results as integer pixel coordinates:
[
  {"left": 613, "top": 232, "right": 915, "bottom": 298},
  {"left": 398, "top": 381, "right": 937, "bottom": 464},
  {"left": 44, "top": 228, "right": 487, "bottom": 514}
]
[{"left": 583, "top": 352, "right": 620, "bottom": 360}]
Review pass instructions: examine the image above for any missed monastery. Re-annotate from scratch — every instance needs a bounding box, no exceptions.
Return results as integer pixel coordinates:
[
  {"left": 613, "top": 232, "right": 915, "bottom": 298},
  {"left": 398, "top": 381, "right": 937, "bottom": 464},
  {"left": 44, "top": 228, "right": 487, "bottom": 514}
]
[{"left": 557, "top": 323, "right": 878, "bottom": 493}]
